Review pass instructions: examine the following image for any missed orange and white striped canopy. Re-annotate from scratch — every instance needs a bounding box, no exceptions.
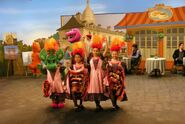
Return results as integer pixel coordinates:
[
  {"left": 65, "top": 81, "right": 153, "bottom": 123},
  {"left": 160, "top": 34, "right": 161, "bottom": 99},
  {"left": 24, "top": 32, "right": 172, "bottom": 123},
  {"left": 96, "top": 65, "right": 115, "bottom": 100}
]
[{"left": 115, "top": 6, "right": 185, "bottom": 29}]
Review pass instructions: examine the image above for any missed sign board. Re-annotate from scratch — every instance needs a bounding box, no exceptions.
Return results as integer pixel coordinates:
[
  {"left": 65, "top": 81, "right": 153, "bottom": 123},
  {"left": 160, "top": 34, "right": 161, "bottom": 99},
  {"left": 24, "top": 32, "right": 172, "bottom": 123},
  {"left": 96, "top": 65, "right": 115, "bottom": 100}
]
[
  {"left": 22, "top": 51, "right": 32, "bottom": 66},
  {"left": 148, "top": 4, "right": 173, "bottom": 21},
  {"left": 4, "top": 45, "right": 19, "bottom": 60}
]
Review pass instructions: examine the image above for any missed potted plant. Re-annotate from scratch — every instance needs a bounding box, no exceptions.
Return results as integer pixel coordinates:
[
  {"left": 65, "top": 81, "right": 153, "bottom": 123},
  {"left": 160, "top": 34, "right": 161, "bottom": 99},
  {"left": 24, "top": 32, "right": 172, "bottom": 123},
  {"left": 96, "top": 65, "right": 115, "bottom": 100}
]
[
  {"left": 157, "top": 32, "right": 164, "bottom": 41},
  {"left": 124, "top": 33, "right": 134, "bottom": 42}
]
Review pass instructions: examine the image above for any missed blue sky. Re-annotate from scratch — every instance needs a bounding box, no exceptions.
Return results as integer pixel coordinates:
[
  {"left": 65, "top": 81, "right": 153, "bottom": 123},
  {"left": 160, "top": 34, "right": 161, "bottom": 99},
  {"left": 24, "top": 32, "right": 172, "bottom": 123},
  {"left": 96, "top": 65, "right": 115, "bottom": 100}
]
[{"left": 0, "top": 0, "right": 185, "bottom": 45}]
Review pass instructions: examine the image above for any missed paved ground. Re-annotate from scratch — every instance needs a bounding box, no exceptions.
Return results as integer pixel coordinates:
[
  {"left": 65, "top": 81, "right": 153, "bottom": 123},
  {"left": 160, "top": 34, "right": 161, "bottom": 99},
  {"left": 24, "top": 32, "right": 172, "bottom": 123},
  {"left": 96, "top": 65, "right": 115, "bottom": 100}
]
[{"left": 0, "top": 73, "right": 185, "bottom": 124}]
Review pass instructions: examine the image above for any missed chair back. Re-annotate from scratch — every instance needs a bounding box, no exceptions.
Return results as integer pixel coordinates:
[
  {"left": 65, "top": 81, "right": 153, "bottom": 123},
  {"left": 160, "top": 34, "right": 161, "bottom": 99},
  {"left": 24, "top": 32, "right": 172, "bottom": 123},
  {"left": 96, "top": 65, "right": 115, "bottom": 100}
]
[{"left": 137, "top": 55, "right": 142, "bottom": 67}]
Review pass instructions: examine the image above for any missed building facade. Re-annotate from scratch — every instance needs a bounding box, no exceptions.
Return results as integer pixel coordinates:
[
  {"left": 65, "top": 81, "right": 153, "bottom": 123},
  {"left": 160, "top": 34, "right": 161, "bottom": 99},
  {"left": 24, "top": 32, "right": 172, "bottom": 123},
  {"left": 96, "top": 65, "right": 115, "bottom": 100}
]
[
  {"left": 57, "top": 0, "right": 125, "bottom": 49},
  {"left": 115, "top": 4, "right": 185, "bottom": 69}
]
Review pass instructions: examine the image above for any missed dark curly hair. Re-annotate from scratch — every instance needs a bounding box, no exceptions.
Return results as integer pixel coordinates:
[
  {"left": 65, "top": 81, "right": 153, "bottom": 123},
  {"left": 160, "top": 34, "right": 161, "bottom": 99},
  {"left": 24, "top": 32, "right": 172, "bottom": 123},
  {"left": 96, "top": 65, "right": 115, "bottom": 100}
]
[
  {"left": 132, "top": 44, "right": 138, "bottom": 49},
  {"left": 71, "top": 53, "right": 84, "bottom": 64},
  {"left": 179, "top": 42, "right": 183, "bottom": 47}
]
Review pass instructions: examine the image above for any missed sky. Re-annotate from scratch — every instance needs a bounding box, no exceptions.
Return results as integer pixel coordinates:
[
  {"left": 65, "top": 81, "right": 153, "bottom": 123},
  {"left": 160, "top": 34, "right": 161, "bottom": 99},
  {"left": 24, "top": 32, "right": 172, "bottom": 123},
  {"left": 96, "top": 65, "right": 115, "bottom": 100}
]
[{"left": 0, "top": 0, "right": 185, "bottom": 45}]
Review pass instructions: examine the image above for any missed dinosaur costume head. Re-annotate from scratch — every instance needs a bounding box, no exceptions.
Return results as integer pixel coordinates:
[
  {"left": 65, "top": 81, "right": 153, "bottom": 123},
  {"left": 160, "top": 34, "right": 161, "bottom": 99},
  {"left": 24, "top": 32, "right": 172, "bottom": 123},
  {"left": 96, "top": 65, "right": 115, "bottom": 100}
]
[
  {"left": 39, "top": 38, "right": 63, "bottom": 72},
  {"left": 32, "top": 42, "right": 41, "bottom": 53},
  {"left": 66, "top": 28, "right": 85, "bottom": 56},
  {"left": 65, "top": 28, "right": 81, "bottom": 43}
]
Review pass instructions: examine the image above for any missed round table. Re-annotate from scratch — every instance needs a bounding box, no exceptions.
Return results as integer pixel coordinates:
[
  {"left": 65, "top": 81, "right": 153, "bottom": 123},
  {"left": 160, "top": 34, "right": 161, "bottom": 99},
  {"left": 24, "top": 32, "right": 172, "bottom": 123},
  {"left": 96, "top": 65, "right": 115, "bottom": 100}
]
[
  {"left": 122, "top": 57, "right": 131, "bottom": 70},
  {"left": 145, "top": 57, "right": 166, "bottom": 75}
]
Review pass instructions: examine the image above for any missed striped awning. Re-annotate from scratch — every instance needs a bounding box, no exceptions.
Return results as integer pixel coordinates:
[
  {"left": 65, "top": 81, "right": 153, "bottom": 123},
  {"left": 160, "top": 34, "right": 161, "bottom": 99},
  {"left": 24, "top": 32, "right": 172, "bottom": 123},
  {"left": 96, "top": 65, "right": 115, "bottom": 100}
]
[{"left": 115, "top": 6, "right": 185, "bottom": 29}]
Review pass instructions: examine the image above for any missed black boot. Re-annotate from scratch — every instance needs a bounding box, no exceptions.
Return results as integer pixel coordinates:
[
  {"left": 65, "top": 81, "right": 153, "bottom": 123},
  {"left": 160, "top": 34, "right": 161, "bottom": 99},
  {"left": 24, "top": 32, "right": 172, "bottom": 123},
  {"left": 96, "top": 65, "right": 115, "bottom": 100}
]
[
  {"left": 95, "top": 100, "right": 103, "bottom": 112},
  {"left": 72, "top": 94, "right": 80, "bottom": 112},
  {"left": 79, "top": 99, "right": 85, "bottom": 110},
  {"left": 112, "top": 98, "right": 119, "bottom": 111}
]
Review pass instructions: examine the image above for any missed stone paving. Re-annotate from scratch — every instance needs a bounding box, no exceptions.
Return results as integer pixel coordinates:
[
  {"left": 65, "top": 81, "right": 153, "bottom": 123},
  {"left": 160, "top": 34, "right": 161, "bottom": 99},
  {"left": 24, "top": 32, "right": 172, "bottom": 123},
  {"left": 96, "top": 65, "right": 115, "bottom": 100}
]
[{"left": 0, "top": 73, "right": 185, "bottom": 124}]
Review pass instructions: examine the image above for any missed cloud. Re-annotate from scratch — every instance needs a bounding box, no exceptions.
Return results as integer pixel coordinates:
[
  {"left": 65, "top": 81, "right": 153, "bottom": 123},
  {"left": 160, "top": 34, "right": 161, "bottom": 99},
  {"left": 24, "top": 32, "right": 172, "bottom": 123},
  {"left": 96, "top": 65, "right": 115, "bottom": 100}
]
[
  {"left": 0, "top": 2, "right": 108, "bottom": 45},
  {"left": 0, "top": 3, "right": 107, "bottom": 15},
  {"left": 164, "top": 0, "right": 185, "bottom": 7},
  {"left": 67, "top": 3, "right": 107, "bottom": 14},
  {"left": 18, "top": 29, "right": 54, "bottom": 45},
  {"left": 0, "top": 8, "right": 22, "bottom": 14},
  {"left": 19, "top": 23, "right": 59, "bottom": 45},
  {"left": 0, "top": 8, "right": 61, "bottom": 15},
  {"left": 91, "top": 3, "right": 107, "bottom": 13},
  {"left": 0, "top": 18, "right": 59, "bottom": 45}
]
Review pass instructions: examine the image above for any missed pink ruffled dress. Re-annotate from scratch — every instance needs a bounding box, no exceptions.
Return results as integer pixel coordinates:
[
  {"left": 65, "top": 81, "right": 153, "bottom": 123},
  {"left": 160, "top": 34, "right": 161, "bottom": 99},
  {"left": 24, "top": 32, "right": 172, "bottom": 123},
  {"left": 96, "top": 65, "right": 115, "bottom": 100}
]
[
  {"left": 44, "top": 67, "right": 65, "bottom": 102},
  {"left": 84, "top": 57, "right": 108, "bottom": 101}
]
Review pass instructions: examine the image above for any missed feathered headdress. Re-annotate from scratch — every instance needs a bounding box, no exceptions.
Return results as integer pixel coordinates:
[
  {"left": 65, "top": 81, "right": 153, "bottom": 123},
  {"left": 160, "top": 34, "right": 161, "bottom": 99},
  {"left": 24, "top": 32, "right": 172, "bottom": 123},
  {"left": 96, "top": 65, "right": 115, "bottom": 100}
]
[
  {"left": 71, "top": 42, "right": 85, "bottom": 57},
  {"left": 110, "top": 38, "right": 122, "bottom": 51},
  {"left": 44, "top": 38, "right": 59, "bottom": 51},
  {"left": 91, "top": 35, "right": 103, "bottom": 49}
]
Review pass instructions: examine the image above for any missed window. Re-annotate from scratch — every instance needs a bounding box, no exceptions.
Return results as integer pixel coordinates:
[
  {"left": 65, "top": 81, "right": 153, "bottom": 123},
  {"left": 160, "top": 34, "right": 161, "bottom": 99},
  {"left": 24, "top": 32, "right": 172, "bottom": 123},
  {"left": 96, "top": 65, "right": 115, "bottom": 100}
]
[
  {"left": 167, "top": 28, "right": 185, "bottom": 49},
  {"left": 135, "top": 31, "right": 139, "bottom": 47},
  {"left": 166, "top": 28, "right": 185, "bottom": 59},
  {"left": 134, "top": 30, "right": 158, "bottom": 58},
  {"left": 140, "top": 30, "right": 145, "bottom": 48},
  {"left": 172, "top": 28, "right": 177, "bottom": 48},
  {"left": 179, "top": 28, "right": 184, "bottom": 44},
  {"left": 147, "top": 30, "right": 151, "bottom": 48},
  {"left": 167, "top": 29, "right": 171, "bottom": 48},
  {"left": 152, "top": 31, "right": 157, "bottom": 48}
]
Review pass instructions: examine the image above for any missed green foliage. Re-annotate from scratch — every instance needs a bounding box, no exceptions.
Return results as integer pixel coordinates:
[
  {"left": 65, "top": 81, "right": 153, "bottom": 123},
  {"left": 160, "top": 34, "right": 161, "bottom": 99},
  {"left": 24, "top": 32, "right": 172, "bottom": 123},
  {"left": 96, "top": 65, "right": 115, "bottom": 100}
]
[
  {"left": 28, "top": 45, "right": 32, "bottom": 51},
  {"left": 17, "top": 40, "right": 23, "bottom": 52},
  {"left": 52, "top": 32, "right": 59, "bottom": 40},
  {"left": 0, "top": 43, "right": 3, "bottom": 52},
  {"left": 124, "top": 33, "right": 134, "bottom": 42},
  {"left": 22, "top": 44, "right": 32, "bottom": 52},
  {"left": 0, "top": 47, "right": 7, "bottom": 76},
  {"left": 157, "top": 32, "right": 164, "bottom": 40},
  {"left": 0, "top": 60, "right": 8, "bottom": 76}
]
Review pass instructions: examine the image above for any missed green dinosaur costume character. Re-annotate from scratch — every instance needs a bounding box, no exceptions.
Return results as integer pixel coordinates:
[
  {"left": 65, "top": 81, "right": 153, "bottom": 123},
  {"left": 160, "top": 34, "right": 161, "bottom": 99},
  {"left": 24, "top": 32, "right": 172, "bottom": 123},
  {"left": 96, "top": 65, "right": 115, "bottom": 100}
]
[{"left": 38, "top": 38, "right": 66, "bottom": 109}]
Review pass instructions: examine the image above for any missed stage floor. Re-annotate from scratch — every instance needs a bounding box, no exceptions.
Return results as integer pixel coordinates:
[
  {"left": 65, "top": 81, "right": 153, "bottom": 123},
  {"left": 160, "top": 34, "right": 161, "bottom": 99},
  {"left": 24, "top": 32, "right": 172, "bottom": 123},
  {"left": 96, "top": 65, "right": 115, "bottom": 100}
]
[{"left": 0, "top": 73, "right": 185, "bottom": 124}]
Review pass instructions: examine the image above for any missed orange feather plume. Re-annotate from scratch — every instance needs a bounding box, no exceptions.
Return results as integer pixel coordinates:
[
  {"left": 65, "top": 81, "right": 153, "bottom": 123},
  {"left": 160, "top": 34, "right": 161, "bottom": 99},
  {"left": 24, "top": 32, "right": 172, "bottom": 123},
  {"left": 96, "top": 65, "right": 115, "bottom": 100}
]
[
  {"left": 72, "top": 41, "right": 85, "bottom": 57},
  {"left": 44, "top": 38, "right": 59, "bottom": 51},
  {"left": 110, "top": 38, "right": 122, "bottom": 51},
  {"left": 91, "top": 35, "right": 103, "bottom": 49}
]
